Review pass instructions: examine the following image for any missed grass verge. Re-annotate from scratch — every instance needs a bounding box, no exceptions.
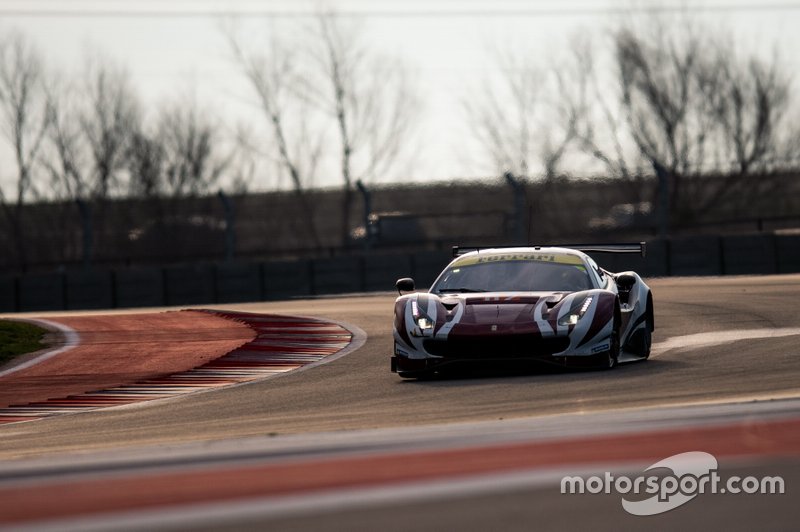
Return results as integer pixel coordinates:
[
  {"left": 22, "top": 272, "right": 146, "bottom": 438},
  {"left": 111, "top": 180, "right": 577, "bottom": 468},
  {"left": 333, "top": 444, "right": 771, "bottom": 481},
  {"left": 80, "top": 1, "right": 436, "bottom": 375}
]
[{"left": 0, "top": 320, "right": 47, "bottom": 367}]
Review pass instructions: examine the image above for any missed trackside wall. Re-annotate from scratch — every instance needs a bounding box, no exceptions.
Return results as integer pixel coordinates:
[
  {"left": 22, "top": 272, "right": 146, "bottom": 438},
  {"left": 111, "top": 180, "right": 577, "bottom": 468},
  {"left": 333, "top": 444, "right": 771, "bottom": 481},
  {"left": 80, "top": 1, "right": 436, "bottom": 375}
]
[{"left": 2, "top": 233, "right": 798, "bottom": 312}]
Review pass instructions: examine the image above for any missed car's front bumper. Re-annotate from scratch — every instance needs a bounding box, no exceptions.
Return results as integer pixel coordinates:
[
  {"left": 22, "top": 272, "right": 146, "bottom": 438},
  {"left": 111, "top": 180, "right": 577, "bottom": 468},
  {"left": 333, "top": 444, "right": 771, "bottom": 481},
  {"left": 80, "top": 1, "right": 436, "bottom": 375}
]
[{"left": 391, "top": 349, "right": 609, "bottom": 376}]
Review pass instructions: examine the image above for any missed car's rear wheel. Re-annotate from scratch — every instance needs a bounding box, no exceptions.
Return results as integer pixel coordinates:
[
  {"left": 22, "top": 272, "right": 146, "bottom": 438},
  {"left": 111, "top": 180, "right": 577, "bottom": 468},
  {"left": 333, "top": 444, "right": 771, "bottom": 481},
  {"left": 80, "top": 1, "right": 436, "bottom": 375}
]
[
  {"left": 639, "top": 324, "right": 652, "bottom": 359},
  {"left": 639, "top": 293, "right": 654, "bottom": 359},
  {"left": 626, "top": 320, "right": 652, "bottom": 359}
]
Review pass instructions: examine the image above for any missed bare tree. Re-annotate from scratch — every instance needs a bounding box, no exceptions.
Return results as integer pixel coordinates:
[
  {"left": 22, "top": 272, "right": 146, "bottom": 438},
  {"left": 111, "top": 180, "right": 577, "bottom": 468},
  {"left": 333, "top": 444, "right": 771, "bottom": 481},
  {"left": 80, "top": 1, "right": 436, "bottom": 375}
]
[
  {"left": 613, "top": 20, "right": 712, "bottom": 215},
  {"left": 157, "top": 95, "right": 232, "bottom": 198},
  {"left": 693, "top": 42, "right": 793, "bottom": 211},
  {"left": 701, "top": 46, "right": 792, "bottom": 173},
  {"left": 43, "top": 79, "right": 89, "bottom": 201},
  {"left": 464, "top": 47, "right": 543, "bottom": 179},
  {"left": 0, "top": 31, "right": 51, "bottom": 269},
  {"left": 38, "top": 56, "right": 141, "bottom": 268},
  {"left": 226, "top": 122, "right": 257, "bottom": 194},
  {"left": 227, "top": 12, "right": 417, "bottom": 249},
  {"left": 80, "top": 57, "right": 140, "bottom": 200},
  {"left": 300, "top": 11, "right": 418, "bottom": 246},
  {"left": 606, "top": 14, "right": 798, "bottom": 218},
  {"left": 561, "top": 36, "right": 647, "bottom": 183},
  {"left": 127, "top": 124, "right": 165, "bottom": 199},
  {"left": 464, "top": 42, "right": 582, "bottom": 181},
  {"left": 226, "top": 25, "right": 324, "bottom": 249}
]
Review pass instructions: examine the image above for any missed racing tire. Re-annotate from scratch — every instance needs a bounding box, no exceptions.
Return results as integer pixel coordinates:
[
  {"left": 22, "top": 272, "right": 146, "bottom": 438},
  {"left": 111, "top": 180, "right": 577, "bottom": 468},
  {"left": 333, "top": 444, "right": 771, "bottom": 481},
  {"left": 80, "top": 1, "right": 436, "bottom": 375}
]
[
  {"left": 626, "top": 322, "right": 652, "bottom": 359},
  {"left": 586, "top": 310, "right": 620, "bottom": 370},
  {"left": 639, "top": 324, "right": 652, "bottom": 360},
  {"left": 639, "top": 293, "right": 654, "bottom": 359},
  {"left": 586, "top": 327, "right": 619, "bottom": 370},
  {"left": 605, "top": 327, "right": 620, "bottom": 369}
]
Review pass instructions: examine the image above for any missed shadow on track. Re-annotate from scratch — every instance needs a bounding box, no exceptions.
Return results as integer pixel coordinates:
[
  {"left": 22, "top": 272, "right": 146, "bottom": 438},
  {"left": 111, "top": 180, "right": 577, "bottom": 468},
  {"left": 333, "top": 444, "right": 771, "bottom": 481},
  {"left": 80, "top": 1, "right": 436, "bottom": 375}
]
[{"left": 397, "top": 357, "right": 684, "bottom": 387}]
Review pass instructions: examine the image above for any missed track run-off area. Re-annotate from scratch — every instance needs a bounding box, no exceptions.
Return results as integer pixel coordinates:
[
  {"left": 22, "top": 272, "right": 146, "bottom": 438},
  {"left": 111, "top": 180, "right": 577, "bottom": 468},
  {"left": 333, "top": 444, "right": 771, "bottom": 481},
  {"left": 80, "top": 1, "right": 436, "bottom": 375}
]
[{"left": 0, "top": 274, "right": 798, "bottom": 530}]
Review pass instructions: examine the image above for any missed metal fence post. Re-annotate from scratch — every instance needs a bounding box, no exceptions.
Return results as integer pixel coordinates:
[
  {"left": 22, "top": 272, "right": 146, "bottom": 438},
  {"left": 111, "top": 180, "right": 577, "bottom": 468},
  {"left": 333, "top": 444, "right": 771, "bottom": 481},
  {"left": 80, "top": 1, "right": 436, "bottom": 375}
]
[
  {"left": 356, "top": 179, "right": 372, "bottom": 251},
  {"left": 653, "top": 160, "right": 671, "bottom": 239},
  {"left": 504, "top": 172, "right": 527, "bottom": 243},
  {"left": 218, "top": 190, "right": 236, "bottom": 262},
  {"left": 75, "top": 199, "right": 93, "bottom": 270}
]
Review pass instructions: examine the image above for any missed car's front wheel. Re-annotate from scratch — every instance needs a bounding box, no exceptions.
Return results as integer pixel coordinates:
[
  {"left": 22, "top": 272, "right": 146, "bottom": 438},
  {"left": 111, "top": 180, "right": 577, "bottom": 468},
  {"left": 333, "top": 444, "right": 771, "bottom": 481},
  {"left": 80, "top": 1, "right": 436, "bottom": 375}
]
[{"left": 605, "top": 327, "right": 620, "bottom": 369}]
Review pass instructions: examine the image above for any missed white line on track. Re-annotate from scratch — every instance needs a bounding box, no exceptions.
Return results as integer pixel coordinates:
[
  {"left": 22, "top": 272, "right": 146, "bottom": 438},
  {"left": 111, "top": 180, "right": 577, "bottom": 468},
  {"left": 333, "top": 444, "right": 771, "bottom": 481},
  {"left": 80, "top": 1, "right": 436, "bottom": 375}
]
[
  {"left": 651, "top": 327, "right": 800, "bottom": 357},
  {"left": 0, "top": 319, "right": 80, "bottom": 378}
]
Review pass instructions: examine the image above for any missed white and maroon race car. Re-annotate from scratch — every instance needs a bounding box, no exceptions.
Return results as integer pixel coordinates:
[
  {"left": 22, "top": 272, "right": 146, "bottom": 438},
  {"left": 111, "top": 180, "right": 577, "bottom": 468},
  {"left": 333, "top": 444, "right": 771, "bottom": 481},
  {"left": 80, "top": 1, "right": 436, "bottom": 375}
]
[{"left": 391, "top": 243, "right": 653, "bottom": 378}]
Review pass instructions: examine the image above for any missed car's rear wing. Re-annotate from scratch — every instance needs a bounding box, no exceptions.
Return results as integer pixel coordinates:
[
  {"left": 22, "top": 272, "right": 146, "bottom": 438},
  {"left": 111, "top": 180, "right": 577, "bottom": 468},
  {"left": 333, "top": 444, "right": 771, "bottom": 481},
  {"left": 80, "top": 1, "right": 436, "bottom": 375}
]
[{"left": 452, "top": 242, "right": 647, "bottom": 258}]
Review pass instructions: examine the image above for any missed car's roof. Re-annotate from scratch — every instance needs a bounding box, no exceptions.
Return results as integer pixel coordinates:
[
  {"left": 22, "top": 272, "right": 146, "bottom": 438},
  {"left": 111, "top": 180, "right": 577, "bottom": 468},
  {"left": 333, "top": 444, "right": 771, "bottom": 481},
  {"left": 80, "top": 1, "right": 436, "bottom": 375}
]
[{"left": 451, "top": 247, "right": 589, "bottom": 267}]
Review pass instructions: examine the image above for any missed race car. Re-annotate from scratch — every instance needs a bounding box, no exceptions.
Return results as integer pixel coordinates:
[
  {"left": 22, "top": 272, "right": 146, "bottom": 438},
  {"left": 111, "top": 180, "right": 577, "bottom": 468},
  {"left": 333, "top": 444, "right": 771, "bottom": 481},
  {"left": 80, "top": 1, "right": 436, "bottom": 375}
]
[{"left": 391, "top": 243, "right": 653, "bottom": 378}]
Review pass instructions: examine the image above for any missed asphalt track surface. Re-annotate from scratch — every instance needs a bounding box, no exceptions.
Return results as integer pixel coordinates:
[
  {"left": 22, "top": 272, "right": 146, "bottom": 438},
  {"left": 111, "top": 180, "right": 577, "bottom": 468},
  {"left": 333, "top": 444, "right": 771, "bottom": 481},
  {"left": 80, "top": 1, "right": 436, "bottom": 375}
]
[{"left": 0, "top": 274, "right": 799, "bottom": 530}]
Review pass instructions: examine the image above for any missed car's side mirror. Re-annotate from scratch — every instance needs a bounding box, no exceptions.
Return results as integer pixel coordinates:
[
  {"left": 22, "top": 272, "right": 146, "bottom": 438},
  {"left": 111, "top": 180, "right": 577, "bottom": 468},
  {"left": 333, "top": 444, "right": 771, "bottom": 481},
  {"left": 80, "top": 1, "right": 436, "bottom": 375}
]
[
  {"left": 616, "top": 273, "right": 637, "bottom": 305},
  {"left": 616, "top": 273, "right": 636, "bottom": 288},
  {"left": 396, "top": 277, "right": 415, "bottom": 295}
]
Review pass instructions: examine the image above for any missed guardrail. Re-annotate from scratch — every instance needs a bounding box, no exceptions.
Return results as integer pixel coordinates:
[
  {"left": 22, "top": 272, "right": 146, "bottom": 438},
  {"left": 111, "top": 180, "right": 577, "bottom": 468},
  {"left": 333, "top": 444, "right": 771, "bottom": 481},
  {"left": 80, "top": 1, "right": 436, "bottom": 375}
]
[{"left": 1, "top": 233, "right": 799, "bottom": 312}]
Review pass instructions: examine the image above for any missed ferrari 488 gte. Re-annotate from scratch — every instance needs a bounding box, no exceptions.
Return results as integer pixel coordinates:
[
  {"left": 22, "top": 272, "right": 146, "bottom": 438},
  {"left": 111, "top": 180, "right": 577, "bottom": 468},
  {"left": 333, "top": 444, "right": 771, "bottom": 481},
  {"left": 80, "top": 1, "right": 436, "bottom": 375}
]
[{"left": 391, "top": 243, "right": 653, "bottom": 378}]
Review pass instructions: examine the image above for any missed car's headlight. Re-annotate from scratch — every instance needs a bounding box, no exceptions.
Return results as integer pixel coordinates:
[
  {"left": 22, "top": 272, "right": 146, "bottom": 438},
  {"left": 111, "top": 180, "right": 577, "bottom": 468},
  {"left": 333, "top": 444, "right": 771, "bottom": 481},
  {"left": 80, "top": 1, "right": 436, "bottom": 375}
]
[
  {"left": 411, "top": 300, "right": 434, "bottom": 331},
  {"left": 557, "top": 296, "right": 593, "bottom": 326},
  {"left": 416, "top": 317, "right": 433, "bottom": 330}
]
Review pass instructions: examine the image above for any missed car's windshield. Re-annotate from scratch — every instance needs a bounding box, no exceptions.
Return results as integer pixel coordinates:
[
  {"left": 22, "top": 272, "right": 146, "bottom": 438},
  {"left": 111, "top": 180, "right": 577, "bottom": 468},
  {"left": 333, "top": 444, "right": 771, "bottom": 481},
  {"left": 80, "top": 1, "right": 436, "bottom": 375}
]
[{"left": 432, "top": 258, "right": 593, "bottom": 293}]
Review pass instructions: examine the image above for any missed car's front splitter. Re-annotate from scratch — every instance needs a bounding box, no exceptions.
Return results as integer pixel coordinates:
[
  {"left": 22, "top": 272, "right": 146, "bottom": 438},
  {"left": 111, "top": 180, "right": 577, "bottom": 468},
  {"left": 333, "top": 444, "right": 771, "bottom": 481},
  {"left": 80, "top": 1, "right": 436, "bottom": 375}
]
[{"left": 391, "top": 351, "right": 612, "bottom": 377}]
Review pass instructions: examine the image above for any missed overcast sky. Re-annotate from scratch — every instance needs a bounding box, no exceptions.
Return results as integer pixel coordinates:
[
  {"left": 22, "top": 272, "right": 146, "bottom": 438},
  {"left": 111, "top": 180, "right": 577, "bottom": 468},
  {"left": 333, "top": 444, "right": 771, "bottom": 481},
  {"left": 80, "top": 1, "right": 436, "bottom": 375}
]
[{"left": 2, "top": 0, "right": 800, "bottom": 192}]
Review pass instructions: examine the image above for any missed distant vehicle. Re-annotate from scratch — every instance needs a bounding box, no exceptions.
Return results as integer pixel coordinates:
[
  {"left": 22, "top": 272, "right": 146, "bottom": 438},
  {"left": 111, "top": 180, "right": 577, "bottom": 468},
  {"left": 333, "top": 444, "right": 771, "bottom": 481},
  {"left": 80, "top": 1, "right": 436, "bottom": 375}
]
[
  {"left": 391, "top": 243, "right": 654, "bottom": 378},
  {"left": 589, "top": 202, "right": 653, "bottom": 231},
  {"left": 127, "top": 215, "right": 226, "bottom": 258},
  {"left": 350, "top": 212, "right": 425, "bottom": 246}
]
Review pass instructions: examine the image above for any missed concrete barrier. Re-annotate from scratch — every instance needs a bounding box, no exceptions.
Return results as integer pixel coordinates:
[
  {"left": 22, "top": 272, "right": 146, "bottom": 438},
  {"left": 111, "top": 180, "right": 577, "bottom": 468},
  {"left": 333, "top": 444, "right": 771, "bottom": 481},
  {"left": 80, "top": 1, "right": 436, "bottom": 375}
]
[
  {"left": 669, "top": 236, "right": 723, "bottom": 276},
  {"left": 642, "top": 239, "right": 669, "bottom": 277},
  {"left": 164, "top": 264, "right": 216, "bottom": 306},
  {"left": 0, "top": 276, "right": 17, "bottom": 312},
  {"left": 19, "top": 273, "right": 65, "bottom": 312},
  {"left": 262, "top": 260, "right": 313, "bottom": 299},
  {"left": 65, "top": 270, "right": 114, "bottom": 310},
  {"left": 775, "top": 234, "right": 800, "bottom": 273},
  {"left": 4, "top": 233, "right": 798, "bottom": 313},
  {"left": 312, "top": 256, "right": 364, "bottom": 295},
  {"left": 364, "top": 254, "right": 413, "bottom": 292},
  {"left": 411, "top": 251, "right": 452, "bottom": 289},
  {"left": 114, "top": 267, "right": 165, "bottom": 308},
  {"left": 215, "top": 262, "right": 262, "bottom": 303},
  {"left": 721, "top": 234, "right": 777, "bottom": 275}
]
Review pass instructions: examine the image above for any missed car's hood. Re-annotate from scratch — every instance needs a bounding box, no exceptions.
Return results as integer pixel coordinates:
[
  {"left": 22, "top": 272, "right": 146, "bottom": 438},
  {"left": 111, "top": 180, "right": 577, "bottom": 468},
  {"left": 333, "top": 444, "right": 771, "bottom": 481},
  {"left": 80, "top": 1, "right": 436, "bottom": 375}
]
[
  {"left": 434, "top": 292, "right": 566, "bottom": 326},
  {"left": 434, "top": 292, "right": 568, "bottom": 305}
]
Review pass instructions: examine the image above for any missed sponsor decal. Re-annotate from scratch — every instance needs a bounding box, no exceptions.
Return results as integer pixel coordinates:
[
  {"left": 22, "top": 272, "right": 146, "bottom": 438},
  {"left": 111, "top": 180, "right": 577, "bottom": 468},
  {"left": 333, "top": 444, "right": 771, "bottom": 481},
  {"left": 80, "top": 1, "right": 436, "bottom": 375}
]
[
  {"left": 591, "top": 342, "right": 610, "bottom": 353},
  {"left": 454, "top": 252, "right": 584, "bottom": 267}
]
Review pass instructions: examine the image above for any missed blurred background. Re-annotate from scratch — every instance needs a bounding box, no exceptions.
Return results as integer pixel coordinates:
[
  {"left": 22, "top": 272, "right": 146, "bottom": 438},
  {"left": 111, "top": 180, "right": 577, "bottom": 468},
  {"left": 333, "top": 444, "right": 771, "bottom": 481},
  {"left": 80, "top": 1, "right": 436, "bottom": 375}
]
[{"left": 1, "top": 0, "right": 800, "bottom": 310}]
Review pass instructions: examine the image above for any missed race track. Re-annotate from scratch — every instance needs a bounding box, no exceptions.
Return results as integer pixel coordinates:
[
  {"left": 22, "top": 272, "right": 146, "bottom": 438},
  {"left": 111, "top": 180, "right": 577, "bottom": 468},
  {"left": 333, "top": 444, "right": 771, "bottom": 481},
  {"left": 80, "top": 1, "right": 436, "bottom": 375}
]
[
  {"left": 2, "top": 274, "right": 798, "bottom": 455},
  {"left": 0, "top": 274, "right": 799, "bottom": 529}
]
